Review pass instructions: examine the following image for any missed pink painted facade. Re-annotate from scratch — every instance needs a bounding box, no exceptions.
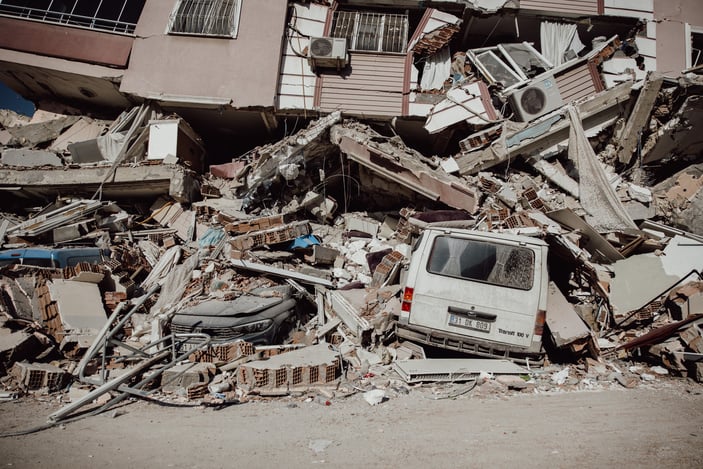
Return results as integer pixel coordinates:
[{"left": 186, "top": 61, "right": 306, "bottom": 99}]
[
  {"left": 654, "top": 0, "right": 703, "bottom": 75},
  {"left": 120, "top": 0, "right": 288, "bottom": 109},
  {"left": 0, "top": 16, "right": 133, "bottom": 67}
]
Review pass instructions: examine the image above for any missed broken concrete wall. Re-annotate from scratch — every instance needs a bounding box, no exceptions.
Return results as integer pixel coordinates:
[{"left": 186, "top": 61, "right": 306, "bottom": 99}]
[{"left": 653, "top": 0, "right": 703, "bottom": 75}]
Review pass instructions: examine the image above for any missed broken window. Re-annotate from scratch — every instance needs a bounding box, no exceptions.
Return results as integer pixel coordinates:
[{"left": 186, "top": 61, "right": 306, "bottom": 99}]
[
  {"left": 427, "top": 236, "right": 534, "bottom": 290},
  {"left": 331, "top": 10, "right": 408, "bottom": 53},
  {"left": 498, "top": 43, "right": 552, "bottom": 78},
  {"left": 0, "top": 0, "right": 145, "bottom": 34},
  {"left": 168, "top": 0, "right": 241, "bottom": 38},
  {"left": 691, "top": 31, "right": 703, "bottom": 68},
  {"left": 467, "top": 42, "right": 555, "bottom": 89},
  {"left": 473, "top": 50, "right": 522, "bottom": 88}
]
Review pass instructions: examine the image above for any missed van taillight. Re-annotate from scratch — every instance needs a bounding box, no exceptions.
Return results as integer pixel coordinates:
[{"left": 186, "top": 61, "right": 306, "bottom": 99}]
[
  {"left": 401, "top": 287, "right": 414, "bottom": 312},
  {"left": 533, "top": 309, "right": 545, "bottom": 336}
]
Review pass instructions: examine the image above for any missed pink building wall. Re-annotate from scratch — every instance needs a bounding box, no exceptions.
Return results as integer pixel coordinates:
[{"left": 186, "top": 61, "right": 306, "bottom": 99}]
[
  {"left": 0, "top": 16, "right": 133, "bottom": 67},
  {"left": 120, "top": 0, "right": 288, "bottom": 108},
  {"left": 654, "top": 0, "right": 703, "bottom": 75}
]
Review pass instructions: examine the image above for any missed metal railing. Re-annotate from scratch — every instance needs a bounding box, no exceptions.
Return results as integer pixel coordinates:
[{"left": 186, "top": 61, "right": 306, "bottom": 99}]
[
  {"left": 332, "top": 11, "right": 408, "bottom": 53},
  {"left": 169, "top": 0, "right": 240, "bottom": 37},
  {"left": 0, "top": 1, "right": 139, "bottom": 34}
]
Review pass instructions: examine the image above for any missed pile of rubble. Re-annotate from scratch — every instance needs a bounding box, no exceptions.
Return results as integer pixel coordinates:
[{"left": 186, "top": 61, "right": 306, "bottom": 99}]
[{"left": 1, "top": 71, "right": 703, "bottom": 424}]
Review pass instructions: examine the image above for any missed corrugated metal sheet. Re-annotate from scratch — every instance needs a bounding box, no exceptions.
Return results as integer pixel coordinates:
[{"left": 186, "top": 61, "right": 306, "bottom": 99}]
[
  {"left": 520, "top": 0, "right": 599, "bottom": 15},
  {"left": 555, "top": 62, "right": 598, "bottom": 103},
  {"left": 317, "top": 53, "right": 405, "bottom": 117}
]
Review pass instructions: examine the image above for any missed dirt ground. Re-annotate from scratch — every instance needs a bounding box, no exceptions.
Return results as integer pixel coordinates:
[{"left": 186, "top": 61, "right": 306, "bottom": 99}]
[{"left": 1, "top": 377, "right": 702, "bottom": 469}]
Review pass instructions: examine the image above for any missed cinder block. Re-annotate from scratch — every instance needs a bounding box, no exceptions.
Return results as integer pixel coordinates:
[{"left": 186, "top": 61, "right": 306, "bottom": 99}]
[
  {"left": 237, "top": 343, "right": 341, "bottom": 392},
  {"left": 189, "top": 341, "right": 255, "bottom": 363},
  {"left": 10, "top": 362, "right": 67, "bottom": 391},
  {"left": 161, "top": 362, "right": 215, "bottom": 393}
]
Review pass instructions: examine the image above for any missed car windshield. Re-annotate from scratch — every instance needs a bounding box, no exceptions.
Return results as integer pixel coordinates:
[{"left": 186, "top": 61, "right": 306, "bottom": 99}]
[{"left": 427, "top": 236, "right": 534, "bottom": 290}]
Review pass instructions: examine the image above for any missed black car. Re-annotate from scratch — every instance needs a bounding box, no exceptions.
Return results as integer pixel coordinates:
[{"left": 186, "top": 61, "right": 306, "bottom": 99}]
[{"left": 170, "top": 285, "right": 298, "bottom": 347}]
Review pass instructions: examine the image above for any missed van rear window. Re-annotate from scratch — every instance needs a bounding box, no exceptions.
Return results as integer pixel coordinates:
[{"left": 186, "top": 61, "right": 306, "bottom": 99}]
[{"left": 427, "top": 236, "right": 534, "bottom": 290}]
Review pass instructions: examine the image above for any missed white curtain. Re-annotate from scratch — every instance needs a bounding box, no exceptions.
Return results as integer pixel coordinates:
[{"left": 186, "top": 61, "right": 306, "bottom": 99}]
[
  {"left": 540, "top": 21, "right": 578, "bottom": 67},
  {"left": 420, "top": 46, "right": 452, "bottom": 91}
]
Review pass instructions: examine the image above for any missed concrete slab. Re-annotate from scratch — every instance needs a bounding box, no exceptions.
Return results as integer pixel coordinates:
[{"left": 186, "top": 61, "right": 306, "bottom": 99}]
[
  {"left": 237, "top": 343, "right": 341, "bottom": 392},
  {"left": 609, "top": 235, "right": 703, "bottom": 317},
  {"left": 1, "top": 148, "right": 63, "bottom": 167},
  {"left": 46, "top": 279, "right": 107, "bottom": 331},
  {"left": 6, "top": 115, "right": 79, "bottom": 146},
  {"left": 394, "top": 358, "right": 527, "bottom": 383},
  {"left": 546, "top": 282, "right": 592, "bottom": 349},
  {"left": 50, "top": 117, "right": 108, "bottom": 153},
  {"left": 0, "top": 163, "right": 200, "bottom": 202}
]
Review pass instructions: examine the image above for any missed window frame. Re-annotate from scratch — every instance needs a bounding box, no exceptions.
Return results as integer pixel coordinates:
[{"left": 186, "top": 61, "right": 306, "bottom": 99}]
[
  {"left": 331, "top": 10, "right": 408, "bottom": 54},
  {"left": 688, "top": 26, "right": 703, "bottom": 69},
  {"left": 167, "top": 0, "right": 242, "bottom": 39},
  {"left": 425, "top": 235, "right": 535, "bottom": 291}
]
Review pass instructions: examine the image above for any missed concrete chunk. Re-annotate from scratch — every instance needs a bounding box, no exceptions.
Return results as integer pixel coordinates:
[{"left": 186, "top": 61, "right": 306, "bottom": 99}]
[
  {"left": 1, "top": 149, "right": 63, "bottom": 167},
  {"left": 10, "top": 362, "right": 67, "bottom": 391},
  {"left": 394, "top": 359, "right": 526, "bottom": 383},
  {"left": 546, "top": 282, "right": 593, "bottom": 351},
  {"left": 237, "top": 343, "right": 341, "bottom": 393},
  {"left": 161, "top": 362, "right": 215, "bottom": 394}
]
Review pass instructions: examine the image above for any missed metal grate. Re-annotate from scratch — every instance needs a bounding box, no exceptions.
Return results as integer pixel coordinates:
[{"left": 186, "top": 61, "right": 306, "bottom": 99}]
[
  {"left": 332, "top": 11, "right": 407, "bottom": 53},
  {"left": 0, "top": 0, "right": 144, "bottom": 35},
  {"left": 169, "top": 0, "right": 241, "bottom": 38}
]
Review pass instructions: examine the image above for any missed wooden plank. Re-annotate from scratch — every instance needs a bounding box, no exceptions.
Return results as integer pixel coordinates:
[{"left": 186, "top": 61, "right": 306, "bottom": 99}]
[{"left": 617, "top": 73, "right": 664, "bottom": 164}]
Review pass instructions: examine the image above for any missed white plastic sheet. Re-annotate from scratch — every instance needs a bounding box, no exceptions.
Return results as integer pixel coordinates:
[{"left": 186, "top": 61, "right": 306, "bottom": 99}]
[
  {"left": 540, "top": 21, "right": 578, "bottom": 67},
  {"left": 420, "top": 46, "right": 451, "bottom": 91}
]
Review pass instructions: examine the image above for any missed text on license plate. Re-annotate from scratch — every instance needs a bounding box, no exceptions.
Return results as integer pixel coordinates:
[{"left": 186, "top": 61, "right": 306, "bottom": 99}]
[{"left": 448, "top": 314, "right": 491, "bottom": 332}]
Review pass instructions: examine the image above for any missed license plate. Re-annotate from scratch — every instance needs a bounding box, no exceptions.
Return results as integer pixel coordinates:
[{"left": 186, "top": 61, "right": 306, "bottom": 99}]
[{"left": 448, "top": 314, "right": 491, "bottom": 332}]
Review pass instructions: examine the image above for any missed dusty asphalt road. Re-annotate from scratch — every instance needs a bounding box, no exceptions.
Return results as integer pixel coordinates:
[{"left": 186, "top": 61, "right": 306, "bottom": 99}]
[{"left": 1, "top": 381, "right": 702, "bottom": 469}]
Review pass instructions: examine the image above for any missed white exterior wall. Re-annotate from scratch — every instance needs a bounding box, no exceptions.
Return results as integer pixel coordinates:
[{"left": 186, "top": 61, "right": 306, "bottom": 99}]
[
  {"left": 277, "top": 3, "right": 327, "bottom": 111},
  {"left": 603, "top": 0, "right": 656, "bottom": 71}
]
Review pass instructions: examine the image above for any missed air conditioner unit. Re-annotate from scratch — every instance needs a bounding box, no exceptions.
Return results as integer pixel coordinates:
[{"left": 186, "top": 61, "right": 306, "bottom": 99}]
[
  {"left": 308, "top": 37, "right": 349, "bottom": 70},
  {"left": 509, "top": 75, "right": 563, "bottom": 122}
]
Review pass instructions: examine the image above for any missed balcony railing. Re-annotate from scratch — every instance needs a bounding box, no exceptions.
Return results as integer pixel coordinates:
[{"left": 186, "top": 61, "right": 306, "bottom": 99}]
[{"left": 0, "top": 1, "right": 141, "bottom": 35}]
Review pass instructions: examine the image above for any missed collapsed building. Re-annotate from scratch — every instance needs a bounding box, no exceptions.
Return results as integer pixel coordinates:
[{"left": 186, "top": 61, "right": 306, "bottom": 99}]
[{"left": 0, "top": 0, "right": 702, "bottom": 421}]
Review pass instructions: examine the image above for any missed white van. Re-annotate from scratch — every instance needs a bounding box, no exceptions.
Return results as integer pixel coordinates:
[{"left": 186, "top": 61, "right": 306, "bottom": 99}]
[{"left": 396, "top": 228, "right": 548, "bottom": 364}]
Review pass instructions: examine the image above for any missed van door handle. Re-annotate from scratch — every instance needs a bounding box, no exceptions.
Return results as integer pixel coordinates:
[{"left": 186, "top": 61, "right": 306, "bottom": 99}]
[{"left": 448, "top": 306, "right": 497, "bottom": 321}]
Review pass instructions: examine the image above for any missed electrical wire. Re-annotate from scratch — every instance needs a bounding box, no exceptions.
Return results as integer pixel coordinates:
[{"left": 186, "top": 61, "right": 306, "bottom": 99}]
[
  {"left": 0, "top": 391, "right": 206, "bottom": 438},
  {"left": 423, "top": 380, "right": 478, "bottom": 400}
]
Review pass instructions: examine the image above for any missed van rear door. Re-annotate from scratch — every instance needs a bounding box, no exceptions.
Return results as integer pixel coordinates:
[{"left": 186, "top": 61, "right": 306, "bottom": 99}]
[{"left": 408, "top": 232, "right": 543, "bottom": 349}]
